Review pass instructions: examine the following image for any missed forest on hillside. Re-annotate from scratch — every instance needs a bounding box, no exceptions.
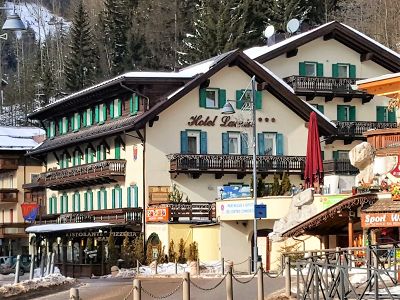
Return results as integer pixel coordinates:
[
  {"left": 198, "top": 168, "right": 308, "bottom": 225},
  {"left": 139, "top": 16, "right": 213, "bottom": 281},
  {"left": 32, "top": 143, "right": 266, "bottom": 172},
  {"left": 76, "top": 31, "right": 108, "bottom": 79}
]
[{"left": 1, "top": 0, "right": 400, "bottom": 126}]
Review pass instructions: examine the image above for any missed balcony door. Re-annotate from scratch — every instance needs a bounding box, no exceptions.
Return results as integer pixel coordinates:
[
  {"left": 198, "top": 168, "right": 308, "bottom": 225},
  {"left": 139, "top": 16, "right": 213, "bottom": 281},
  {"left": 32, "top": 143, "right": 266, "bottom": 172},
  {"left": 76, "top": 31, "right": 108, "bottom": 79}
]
[{"left": 187, "top": 131, "right": 200, "bottom": 154}]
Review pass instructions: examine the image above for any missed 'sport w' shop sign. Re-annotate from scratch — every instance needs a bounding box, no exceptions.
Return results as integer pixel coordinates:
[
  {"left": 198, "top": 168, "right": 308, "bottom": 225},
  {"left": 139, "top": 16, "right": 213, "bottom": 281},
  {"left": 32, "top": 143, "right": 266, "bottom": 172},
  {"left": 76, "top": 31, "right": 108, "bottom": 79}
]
[{"left": 361, "top": 212, "right": 400, "bottom": 228}]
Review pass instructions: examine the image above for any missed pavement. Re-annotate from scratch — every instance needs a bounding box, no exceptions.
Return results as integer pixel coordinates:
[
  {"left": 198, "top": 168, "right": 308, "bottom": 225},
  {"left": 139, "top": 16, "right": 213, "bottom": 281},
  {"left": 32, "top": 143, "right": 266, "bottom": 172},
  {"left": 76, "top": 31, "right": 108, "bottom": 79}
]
[{"left": 30, "top": 274, "right": 285, "bottom": 300}]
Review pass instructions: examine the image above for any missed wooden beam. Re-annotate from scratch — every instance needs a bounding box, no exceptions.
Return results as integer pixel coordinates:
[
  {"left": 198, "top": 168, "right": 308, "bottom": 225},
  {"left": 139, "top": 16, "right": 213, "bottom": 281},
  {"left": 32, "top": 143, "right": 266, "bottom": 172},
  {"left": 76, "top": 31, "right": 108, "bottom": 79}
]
[
  {"left": 323, "top": 32, "right": 335, "bottom": 40},
  {"left": 362, "top": 95, "right": 374, "bottom": 104},
  {"left": 286, "top": 48, "right": 298, "bottom": 58},
  {"left": 360, "top": 52, "right": 374, "bottom": 62},
  {"left": 199, "top": 79, "right": 210, "bottom": 89}
]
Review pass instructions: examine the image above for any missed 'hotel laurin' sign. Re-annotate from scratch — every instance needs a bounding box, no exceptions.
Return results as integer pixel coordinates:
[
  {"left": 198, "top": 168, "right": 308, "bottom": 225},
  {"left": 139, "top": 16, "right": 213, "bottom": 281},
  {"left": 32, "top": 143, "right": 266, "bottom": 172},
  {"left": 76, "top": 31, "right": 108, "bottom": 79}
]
[
  {"left": 188, "top": 115, "right": 253, "bottom": 128},
  {"left": 361, "top": 212, "right": 400, "bottom": 228}
]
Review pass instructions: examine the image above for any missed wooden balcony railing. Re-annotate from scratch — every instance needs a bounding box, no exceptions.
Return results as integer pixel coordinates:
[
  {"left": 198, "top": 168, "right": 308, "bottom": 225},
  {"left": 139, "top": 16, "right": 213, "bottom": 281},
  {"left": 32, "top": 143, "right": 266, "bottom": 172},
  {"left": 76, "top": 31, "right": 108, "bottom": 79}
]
[
  {"left": 168, "top": 154, "right": 306, "bottom": 177},
  {"left": 335, "top": 121, "right": 397, "bottom": 137},
  {"left": 0, "top": 188, "right": 18, "bottom": 203},
  {"left": 0, "top": 223, "right": 29, "bottom": 238},
  {"left": 39, "top": 159, "right": 126, "bottom": 190},
  {"left": 364, "top": 128, "right": 400, "bottom": 156},
  {"left": 147, "top": 202, "right": 216, "bottom": 222},
  {"left": 0, "top": 158, "right": 18, "bottom": 172},
  {"left": 323, "top": 159, "right": 358, "bottom": 175}
]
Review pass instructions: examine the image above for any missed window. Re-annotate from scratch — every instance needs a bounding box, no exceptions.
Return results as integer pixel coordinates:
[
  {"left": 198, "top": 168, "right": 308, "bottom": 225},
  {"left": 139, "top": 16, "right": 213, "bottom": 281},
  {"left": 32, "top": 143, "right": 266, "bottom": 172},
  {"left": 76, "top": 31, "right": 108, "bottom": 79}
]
[
  {"left": 180, "top": 130, "right": 207, "bottom": 154},
  {"left": 83, "top": 108, "right": 93, "bottom": 127},
  {"left": 95, "top": 103, "right": 107, "bottom": 124},
  {"left": 97, "top": 144, "right": 107, "bottom": 161},
  {"left": 115, "top": 138, "right": 121, "bottom": 159},
  {"left": 85, "top": 147, "right": 94, "bottom": 164},
  {"left": 49, "top": 196, "right": 57, "bottom": 214},
  {"left": 299, "top": 62, "right": 323, "bottom": 77},
  {"left": 130, "top": 94, "right": 139, "bottom": 115},
  {"left": 73, "top": 192, "right": 80, "bottom": 212},
  {"left": 337, "top": 105, "right": 356, "bottom": 121},
  {"left": 73, "top": 150, "right": 81, "bottom": 166},
  {"left": 97, "top": 188, "right": 107, "bottom": 210},
  {"left": 338, "top": 64, "right": 349, "bottom": 78},
  {"left": 72, "top": 112, "right": 81, "bottom": 131},
  {"left": 84, "top": 190, "right": 93, "bottom": 211},
  {"left": 9, "top": 209, "right": 13, "bottom": 223},
  {"left": 48, "top": 121, "right": 55, "bottom": 138},
  {"left": 112, "top": 186, "right": 122, "bottom": 208},
  {"left": 62, "top": 117, "right": 68, "bottom": 133},
  {"left": 332, "top": 63, "right": 356, "bottom": 78},
  {"left": 61, "top": 194, "right": 68, "bottom": 213},
  {"left": 228, "top": 132, "right": 240, "bottom": 154},
  {"left": 333, "top": 150, "right": 349, "bottom": 160},
  {"left": 236, "top": 89, "right": 262, "bottom": 110},
  {"left": 258, "top": 132, "right": 284, "bottom": 155},
  {"left": 377, "top": 106, "right": 396, "bottom": 122},
  {"left": 305, "top": 62, "right": 317, "bottom": 76},
  {"left": 110, "top": 98, "right": 122, "bottom": 118},
  {"left": 127, "top": 185, "right": 139, "bottom": 208},
  {"left": 8, "top": 175, "right": 13, "bottom": 188},
  {"left": 222, "top": 132, "right": 248, "bottom": 155},
  {"left": 199, "top": 88, "right": 226, "bottom": 109},
  {"left": 60, "top": 153, "right": 70, "bottom": 168},
  {"left": 311, "top": 104, "right": 324, "bottom": 114}
]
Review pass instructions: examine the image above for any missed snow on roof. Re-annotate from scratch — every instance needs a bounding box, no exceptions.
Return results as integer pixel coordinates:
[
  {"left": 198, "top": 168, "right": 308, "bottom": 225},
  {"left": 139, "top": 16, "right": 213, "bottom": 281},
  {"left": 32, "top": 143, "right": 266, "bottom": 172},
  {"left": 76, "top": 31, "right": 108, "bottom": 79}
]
[
  {"left": 356, "top": 72, "right": 400, "bottom": 85},
  {"left": 244, "top": 22, "right": 335, "bottom": 59},
  {"left": 0, "top": 126, "right": 44, "bottom": 138},
  {"left": 26, "top": 222, "right": 113, "bottom": 233},
  {"left": 0, "top": 126, "right": 45, "bottom": 150}
]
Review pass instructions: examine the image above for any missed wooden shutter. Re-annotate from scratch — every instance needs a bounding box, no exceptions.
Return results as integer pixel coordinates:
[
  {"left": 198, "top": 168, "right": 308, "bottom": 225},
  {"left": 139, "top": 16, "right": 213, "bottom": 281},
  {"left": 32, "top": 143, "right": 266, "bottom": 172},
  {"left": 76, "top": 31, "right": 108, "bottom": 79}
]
[
  {"left": 299, "top": 62, "right": 306, "bottom": 76},
  {"left": 103, "top": 190, "right": 107, "bottom": 209},
  {"left": 180, "top": 131, "right": 188, "bottom": 154},
  {"left": 236, "top": 90, "right": 243, "bottom": 109},
  {"left": 49, "top": 197, "right": 53, "bottom": 214},
  {"left": 112, "top": 189, "right": 116, "bottom": 208},
  {"left": 200, "top": 131, "right": 207, "bottom": 154},
  {"left": 115, "top": 139, "right": 121, "bottom": 159},
  {"left": 131, "top": 95, "right": 139, "bottom": 114},
  {"left": 110, "top": 102, "right": 114, "bottom": 119},
  {"left": 332, "top": 64, "right": 339, "bottom": 78},
  {"left": 388, "top": 109, "right": 396, "bottom": 122},
  {"left": 83, "top": 110, "right": 87, "bottom": 127},
  {"left": 337, "top": 105, "right": 346, "bottom": 121},
  {"left": 65, "top": 195, "right": 69, "bottom": 213},
  {"left": 97, "top": 146, "right": 101, "bottom": 161},
  {"left": 65, "top": 117, "right": 69, "bottom": 132},
  {"left": 241, "top": 133, "right": 248, "bottom": 155},
  {"left": 376, "top": 106, "right": 385, "bottom": 122},
  {"left": 218, "top": 89, "right": 226, "bottom": 108},
  {"left": 118, "top": 188, "right": 122, "bottom": 208},
  {"left": 317, "top": 63, "right": 324, "bottom": 77},
  {"left": 133, "top": 185, "right": 138, "bottom": 207},
  {"left": 118, "top": 99, "right": 122, "bottom": 117},
  {"left": 53, "top": 197, "right": 57, "bottom": 214},
  {"left": 89, "top": 191, "right": 93, "bottom": 210},
  {"left": 127, "top": 187, "right": 131, "bottom": 207},
  {"left": 317, "top": 105, "right": 324, "bottom": 114},
  {"left": 255, "top": 91, "right": 262, "bottom": 110},
  {"left": 103, "top": 104, "right": 107, "bottom": 122},
  {"left": 84, "top": 192, "right": 88, "bottom": 211},
  {"left": 349, "top": 65, "right": 356, "bottom": 79},
  {"left": 199, "top": 88, "right": 206, "bottom": 108},
  {"left": 349, "top": 106, "right": 356, "bottom": 121},
  {"left": 222, "top": 133, "right": 229, "bottom": 154},
  {"left": 58, "top": 119, "right": 62, "bottom": 135},
  {"left": 95, "top": 105, "right": 99, "bottom": 123},
  {"left": 73, "top": 194, "right": 76, "bottom": 212},
  {"left": 60, "top": 196, "right": 63, "bottom": 214},
  {"left": 77, "top": 113, "right": 81, "bottom": 130},
  {"left": 276, "top": 133, "right": 284, "bottom": 156},
  {"left": 332, "top": 151, "right": 339, "bottom": 160},
  {"left": 97, "top": 190, "right": 101, "bottom": 210},
  {"left": 257, "top": 133, "right": 265, "bottom": 155}
]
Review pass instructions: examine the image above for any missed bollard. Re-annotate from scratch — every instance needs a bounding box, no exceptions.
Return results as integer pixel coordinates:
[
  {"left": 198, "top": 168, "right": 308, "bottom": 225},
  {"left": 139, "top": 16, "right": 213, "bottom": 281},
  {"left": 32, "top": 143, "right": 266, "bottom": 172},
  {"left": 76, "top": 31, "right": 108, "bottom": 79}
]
[
  {"left": 133, "top": 279, "right": 141, "bottom": 300},
  {"left": 46, "top": 252, "right": 52, "bottom": 276},
  {"left": 155, "top": 260, "right": 158, "bottom": 275},
  {"left": 221, "top": 257, "right": 225, "bottom": 275},
  {"left": 14, "top": 255, "right": 21, "bottom": 284},
  {"left": 136, "top": 260, "right": 140, "bottom": 275},
  {"left": 257, "top": 261, "right": 264, "bottom": 300},
  {"left": 175, "top": 259, "right": 178, "bottom": 275},
  {"left": 69, "top": 287, "right": 79, "bottom": 300},
  {"left": 226, "top": 264, "right": 233, "bottom": 300},
  {"left": 183, "top": 272, "right": 190, "bottom": 300},
  {"left": 196, "top": 258, "right": 200, "bottom": 276},
  {"left": 248, "top": 256, "right": 252, "bottom": 274},
  {"left": 284, "top": 256, "right": 291, "bottom": 297},
  {"left": 50, "top": 252, "right": 55, "bottom": 274},
  {"left": 40, "top": 255, "right": 45, "bottom": 278},
  {"left": 29, "top": 254, "right": 35, "bottom": 280}
]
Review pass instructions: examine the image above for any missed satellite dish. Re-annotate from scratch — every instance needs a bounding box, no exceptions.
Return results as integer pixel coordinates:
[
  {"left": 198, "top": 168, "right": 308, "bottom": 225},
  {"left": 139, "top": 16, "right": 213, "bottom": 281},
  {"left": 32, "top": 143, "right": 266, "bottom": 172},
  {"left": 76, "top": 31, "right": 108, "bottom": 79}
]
[
  {"left": 263, "top": 25, "right": 275, "bottom": 38},
  {"left": 287, "top": 18, "right": 300, "bottom": 34}
]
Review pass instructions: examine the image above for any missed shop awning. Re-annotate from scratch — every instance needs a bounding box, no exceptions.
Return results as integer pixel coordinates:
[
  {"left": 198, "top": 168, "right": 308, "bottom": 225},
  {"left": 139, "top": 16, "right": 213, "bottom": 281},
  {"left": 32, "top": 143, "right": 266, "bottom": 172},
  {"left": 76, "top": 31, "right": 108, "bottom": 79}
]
[
  {"left": 362, "top": 197, "right": 400, "bottom": 213},
  {"left": 26, "top": 222, "right": 113, "bottom": 233}
]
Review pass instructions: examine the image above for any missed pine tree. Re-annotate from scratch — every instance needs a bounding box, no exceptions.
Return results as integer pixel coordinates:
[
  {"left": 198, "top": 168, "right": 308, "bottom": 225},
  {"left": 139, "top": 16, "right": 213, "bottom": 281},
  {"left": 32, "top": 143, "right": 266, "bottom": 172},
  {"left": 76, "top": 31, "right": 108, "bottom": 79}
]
[
  {"left": 65, "top": 0, "right": 98, "bottom": 92},
  {"left": 280, "top": 173, "right": 292, "bottom": 195},
  {"left": 121, "top": 234, "right": 134, "bottom": 267},
  {"left": 177, "top": 238, "right": 186, "bottom": 264},
  {"left": 107, "top": 232, "right": 119, "bottom": 272},
  {"left": 168, "top": 240, "right": 177, "bottom": 263},
  {"left": 132, "top": 234, "right": 145, "bottom": 264},
  {"left": 188, "top": 242, "right": 199, "bottom": 262},
  {"left": 271, "top": 174, "right": 281, "bottom": 196}
]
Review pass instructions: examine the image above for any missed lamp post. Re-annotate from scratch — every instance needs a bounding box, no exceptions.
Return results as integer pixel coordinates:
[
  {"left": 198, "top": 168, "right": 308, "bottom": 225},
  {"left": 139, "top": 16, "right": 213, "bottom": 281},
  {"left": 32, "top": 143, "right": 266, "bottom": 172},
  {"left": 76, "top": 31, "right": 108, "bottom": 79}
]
[{"left": 222, "top": 75, "right": 258, "bottom": 272}]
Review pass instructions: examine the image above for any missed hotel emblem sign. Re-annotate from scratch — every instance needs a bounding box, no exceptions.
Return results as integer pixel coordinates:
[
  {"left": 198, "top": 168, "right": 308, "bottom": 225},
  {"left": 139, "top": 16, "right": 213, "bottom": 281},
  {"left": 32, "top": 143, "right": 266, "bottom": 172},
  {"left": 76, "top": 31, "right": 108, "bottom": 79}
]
[{"left": 188, "top": 115, "right": 252, "bottom": 128}]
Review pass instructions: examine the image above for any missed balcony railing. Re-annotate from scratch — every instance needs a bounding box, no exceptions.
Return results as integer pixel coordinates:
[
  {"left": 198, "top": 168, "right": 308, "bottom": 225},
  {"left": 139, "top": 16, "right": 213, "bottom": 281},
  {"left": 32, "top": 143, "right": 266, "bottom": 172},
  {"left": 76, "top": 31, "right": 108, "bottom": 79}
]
[
  {"left": 323, "top": 159, "right": 358, "bottom": 175},
  {"left": 147, "top": 202, "right": 216, "bottom": 222},
  {"left": 335, "top": 121, "right": 397, "bottom": 136},
  {"left": 168, "top": 154, "right": 306, "bottom": 176},
  {"left": 0, "top": 158, "right": 18, "bottom": 172},
  {"left": 39, "top": 159, "right": 126, "bottom": 190},
  {"left": 0, "top": 223, "right": 29, "bottom": 238},
  {"left": 0, "top": 188, "right": 18, "bottom": 203},
  {"left": 283, "top": 75, "right": 368, "bottom": 97}
]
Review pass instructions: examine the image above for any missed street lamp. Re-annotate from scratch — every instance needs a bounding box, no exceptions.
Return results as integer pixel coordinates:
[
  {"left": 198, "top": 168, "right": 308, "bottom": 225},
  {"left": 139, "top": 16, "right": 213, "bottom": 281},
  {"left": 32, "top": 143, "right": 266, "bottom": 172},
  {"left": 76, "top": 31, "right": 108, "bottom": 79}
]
[{"left": 222, "top": 75, "right": 259, "bottom": 272}]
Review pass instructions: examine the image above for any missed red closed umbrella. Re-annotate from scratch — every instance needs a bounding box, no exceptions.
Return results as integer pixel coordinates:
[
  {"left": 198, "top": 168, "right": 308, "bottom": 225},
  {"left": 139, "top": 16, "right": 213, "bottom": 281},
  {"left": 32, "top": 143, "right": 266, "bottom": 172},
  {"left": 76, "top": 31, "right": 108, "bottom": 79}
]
[{"left": 304, "top": 111, "right": 324, "bottom": 190}]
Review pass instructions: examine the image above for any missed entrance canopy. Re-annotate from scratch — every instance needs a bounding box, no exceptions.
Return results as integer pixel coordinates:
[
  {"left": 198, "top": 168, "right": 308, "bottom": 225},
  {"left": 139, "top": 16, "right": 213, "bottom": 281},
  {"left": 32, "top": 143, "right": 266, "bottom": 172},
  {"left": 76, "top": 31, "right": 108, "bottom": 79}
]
[{"left": 26, "top": 222, "right": 113, "bottom": 233}]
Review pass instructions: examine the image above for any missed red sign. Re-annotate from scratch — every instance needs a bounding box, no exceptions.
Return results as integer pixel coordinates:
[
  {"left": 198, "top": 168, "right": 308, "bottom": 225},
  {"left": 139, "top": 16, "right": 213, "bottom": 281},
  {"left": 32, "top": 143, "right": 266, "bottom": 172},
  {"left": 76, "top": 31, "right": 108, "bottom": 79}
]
[
  {"left": 361, "top": 212, "right": 400, "bottom": 228},
  {"left": 21, "top": 203, "right": 40, "bottom": 222},
  {"left": 146, "top": 207, "right": 170, "bottom": 222}
]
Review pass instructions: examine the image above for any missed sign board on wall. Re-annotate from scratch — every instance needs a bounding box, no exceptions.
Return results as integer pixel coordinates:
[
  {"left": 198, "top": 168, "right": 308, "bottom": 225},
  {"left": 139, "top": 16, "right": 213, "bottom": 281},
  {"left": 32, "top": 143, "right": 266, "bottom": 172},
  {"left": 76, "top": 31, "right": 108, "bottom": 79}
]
[
  {"left": 218, "top": 186, "right": 251, "bottom": 200},
  {"left": 361, "top": 212, "right": 400, "bottom": 228},
  {"left": 146, "top": 207, "right": 170, "bottom": 222},
  {"left": 320, "top": 194, "right": 350, "bottom": 209}
]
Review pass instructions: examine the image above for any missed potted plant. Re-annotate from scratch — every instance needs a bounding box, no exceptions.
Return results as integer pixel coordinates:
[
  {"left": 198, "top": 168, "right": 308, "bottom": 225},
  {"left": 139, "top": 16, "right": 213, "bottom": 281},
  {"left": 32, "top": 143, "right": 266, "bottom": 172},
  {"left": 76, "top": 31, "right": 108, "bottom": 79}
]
[{"left": 390, "top": 182, "right": 400, "bottom": 200}]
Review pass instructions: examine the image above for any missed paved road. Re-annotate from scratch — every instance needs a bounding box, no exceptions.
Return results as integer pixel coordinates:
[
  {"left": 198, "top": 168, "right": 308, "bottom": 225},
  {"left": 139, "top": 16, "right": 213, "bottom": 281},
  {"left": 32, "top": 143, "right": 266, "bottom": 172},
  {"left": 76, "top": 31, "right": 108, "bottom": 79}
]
[{"left": 33, "top": 275, "right": 285, "bottom": 300}]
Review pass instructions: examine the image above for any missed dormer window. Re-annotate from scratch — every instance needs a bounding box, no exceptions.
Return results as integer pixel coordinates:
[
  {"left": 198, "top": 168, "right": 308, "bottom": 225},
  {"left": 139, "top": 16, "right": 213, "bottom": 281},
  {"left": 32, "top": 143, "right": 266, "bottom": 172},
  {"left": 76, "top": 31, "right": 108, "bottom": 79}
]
[{"left": 199, "top": 88, "right": 226, "bottom": 109}]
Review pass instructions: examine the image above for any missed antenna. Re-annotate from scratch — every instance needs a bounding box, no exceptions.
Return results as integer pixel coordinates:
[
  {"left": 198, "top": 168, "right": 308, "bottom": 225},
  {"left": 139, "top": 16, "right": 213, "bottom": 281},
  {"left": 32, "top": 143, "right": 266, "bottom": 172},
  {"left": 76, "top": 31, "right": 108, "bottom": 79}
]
[
  {"left": 263, "top": 25, "right": 275, "bottom": 39},
  {"left": 286, "top": 18, "right": 300, "bottom": 34}
]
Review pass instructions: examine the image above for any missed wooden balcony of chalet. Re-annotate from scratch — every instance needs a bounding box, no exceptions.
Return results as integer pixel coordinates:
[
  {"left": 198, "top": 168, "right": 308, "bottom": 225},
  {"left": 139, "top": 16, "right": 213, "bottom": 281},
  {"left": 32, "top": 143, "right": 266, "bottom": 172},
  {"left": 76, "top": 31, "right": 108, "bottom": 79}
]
[
  {"left": 38, "top": 159, "right": 126, "bottom": 190},
  {"left": 283, "top": 75, "right": 374, "bottom": 102},
  {"left": 364, "top": 127, "right": 400, "bottom": 156},
  {"left": 323, "top": 159, "right": 358, "bottom": 175},
  {"left": 147, "top": 202, "right": 216, "bottom": 223},
  {"left": 0, "top": 158, "right": 18, "bottom": 173},
  {"left": 0, "top": 188, "right": 18, "bottom": 203},
  {"left": 167, "top": 154, "right": 305, "bottom": 179}
]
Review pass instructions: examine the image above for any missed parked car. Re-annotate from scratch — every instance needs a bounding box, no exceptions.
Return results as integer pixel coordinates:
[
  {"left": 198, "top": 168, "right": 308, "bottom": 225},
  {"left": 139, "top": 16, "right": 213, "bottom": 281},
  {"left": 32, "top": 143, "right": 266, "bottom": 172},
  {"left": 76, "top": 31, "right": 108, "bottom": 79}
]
[{"left": 0, "top": 255, "right": 31, "bottom": 275}]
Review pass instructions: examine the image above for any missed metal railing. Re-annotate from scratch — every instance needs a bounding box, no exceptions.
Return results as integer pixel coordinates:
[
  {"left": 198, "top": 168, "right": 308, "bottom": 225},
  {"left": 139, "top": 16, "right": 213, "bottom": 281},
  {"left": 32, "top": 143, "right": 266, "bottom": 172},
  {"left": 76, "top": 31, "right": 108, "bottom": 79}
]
[
  {"left": 323, "top": 159, "right": 359, "bottom": 175},
  {"left": 148, "top": 202, "right": 216, "bottom": 221},
  {"left": 335, "top": 121, "right": 397, "bottom": 136}
]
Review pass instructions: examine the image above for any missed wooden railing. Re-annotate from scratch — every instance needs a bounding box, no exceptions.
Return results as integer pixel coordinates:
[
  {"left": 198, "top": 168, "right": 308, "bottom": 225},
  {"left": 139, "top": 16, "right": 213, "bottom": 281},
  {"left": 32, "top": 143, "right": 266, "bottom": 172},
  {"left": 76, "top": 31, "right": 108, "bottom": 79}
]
[
  {"left": 283, "top": 76, "right": 366, "bottom": 94},
  {"left": 0, "top": 223, "right": 29, "bottom": 238},
  {"left": 335, "top": 121, "right": 397, "bottom": 136},
  {"left": 0, "top": 158, "right": 18, "bottom": 172},
  {"left": 149, "top": 202, "right": 216, "bottom": 222},
  {"left": 0, "top": 188, "right": 18, "bottom": 203},
  {"left": 39, "top": 159, "right": 126, "bottom": 190},
  {"left": 323, "top": 159, "right": 358, "bottom": 175},
  {"left": 168, "top": 154, "right": 305, "bottom": 174}
]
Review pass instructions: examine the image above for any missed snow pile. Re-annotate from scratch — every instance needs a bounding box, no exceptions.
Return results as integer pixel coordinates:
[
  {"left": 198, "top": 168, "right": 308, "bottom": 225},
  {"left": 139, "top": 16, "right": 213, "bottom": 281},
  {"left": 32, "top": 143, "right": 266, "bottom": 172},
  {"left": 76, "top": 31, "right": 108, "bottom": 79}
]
[
  {"left": 33, "top": 266, "right": 61, "bottom": 278},
  {"left": 0, "top": 273, "right": 75, "bottom": 298}
]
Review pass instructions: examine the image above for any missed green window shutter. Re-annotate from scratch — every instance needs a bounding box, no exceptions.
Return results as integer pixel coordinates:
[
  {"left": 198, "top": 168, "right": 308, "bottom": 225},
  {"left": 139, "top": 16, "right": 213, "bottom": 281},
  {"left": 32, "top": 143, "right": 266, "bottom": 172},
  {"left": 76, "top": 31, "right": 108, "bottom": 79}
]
[
  {"left": 255, "top": 91, "right": 262, "bottom": 110},
  {"left": 103, "top": 190, "right": 107, "bottom": 209},
  {"left": 180, "top": 131, "right": 188, "bottom": 154},
  {"left": 133, "top": 185, "right": 138, "bottom": 208},
  {"left": 388, "top": 109, "right": 396, "bottom": 122},
  {"left": 89, "top": 108, "right": 93, "bottom": 125},
  {"left": 89, "top": 191, "right": 93, "bottom": 210},
  {"left": 321, "top": 151, "right": 325, "bottom": 160},
  {"left": 115, "top": 139, "right": 121, "bottom": 159},
  {"left": 337, "top": 105, "right": 346, "bottom": 121},
  {"left": 200, "top": 131, "right": 207, "bottom": 154},
  {"left": 276, "top": 133, "right": 284, "bottom": 156},
  {"left": 85, "top": 148, "right": 88, "bottom": 164},
  {"left": 73, "top": 194, "right": 76, "bottom": 212},
  {"left": 97, "top": 190, "right": 101, "bottom": 210},
  {"left": 317, "top": 63, "right": 324, "bottom": 77},
  {"left": 78, "top": 194, "right": 81, "bottom": 211},
  {"left": 112, "top": 189, "right": 116, "bottom": 208},
  {"left": 118, "top": 188, "right": 122, "bottom": 208},
  {"left": 65, "top": 117, "right": 69, "bottom": 132},
  {"left": 130, "top": 96, "right": 133, "bottom": 113},
  {"left": 60, "top": 196, "right": 63, "bottom": 214},
  {"left": 58, "top": 119, "right": 62, "bottom": 135},
  {"left": 110, "top": 102, "right": 114, "bottom": 119},
  {"left": 70, "top": 116, "right": 74, "bottom": 131},
  {"left": 222, "top": 133, "right": 229, "bottom": 154},
  {"left": 84, "top": 192, "right": 88, "bottom": 211},
  {"left": 199, "top": 88, "right": 206, "bottom": 108},
  {"left": 53, "top": 197, "right": 57, "bottom": 214},
  {"left": 118, "top": 99, "right": 122, "bottom": 117},
  {"left": 236, "top": 90, "right": 244, "bottom": 109},
  {"left": 218, "top": 89, "right": 226, "bottom": 108},
  {"left": 97, "top": 146, "right": 101, "bottom": 161},
  {"left": 103, "top": 104, "right": 107, "bottom": 122},
  {"left": 349, "top": 64, "right": 356, "bottom": 79},
  {"left": 127, "top": 187, "right": 131, "bottom": 208},
  {"left": 332, "top": 151, "right": 339, "bottom": 160},
  {"left": 241, "top": 133, "right": 248, "bottom": 155},
  {"left": 349, "top": 106, "right": 356, "bottom": 121},
  {"left": 332, "top": 64, "right": 339, "bottom": 78},
  {"left": 95, "top": 105, "right": 99, "bottom": 123},
  {"left": 257, "top": 133, "right": 265, "bottom": 155},
  {"left": 49, "top": 197, "right": 53, "bottom": 214},
  {"left": 299, "top": 62, "right": 306, "bottom": 76},
  {"left": 65, "top": 195, "right": 69, "bottom": 213},
  {"left": 130, "top": 95, "right": 139, "bottom": 114},
  {"left": 46, "top": 126, "right": 50, "bottom": 138},
  {"left": 318, "top": 105, "right": 324, "bottom": 114},
  {"left": 376, "top": 106, "right": 385, "bottom": 122},
  {"left": 83, "top": 110, "right": 87, "bottom": 127}
]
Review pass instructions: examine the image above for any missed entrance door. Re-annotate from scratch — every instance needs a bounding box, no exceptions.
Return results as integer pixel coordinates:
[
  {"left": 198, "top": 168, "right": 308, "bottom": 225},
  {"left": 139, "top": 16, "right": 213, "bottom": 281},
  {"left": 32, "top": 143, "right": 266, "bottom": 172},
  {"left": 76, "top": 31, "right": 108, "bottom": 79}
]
[{"left": 251, "top": 229, "right": 271, "bottom": 271}]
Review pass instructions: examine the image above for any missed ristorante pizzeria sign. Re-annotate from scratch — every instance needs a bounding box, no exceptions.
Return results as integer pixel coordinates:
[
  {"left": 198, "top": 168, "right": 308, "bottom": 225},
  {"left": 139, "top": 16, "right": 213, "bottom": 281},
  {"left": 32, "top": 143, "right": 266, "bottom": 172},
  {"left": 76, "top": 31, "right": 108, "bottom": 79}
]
[
  {"left": 361, "top": 212, "right": 400, "bottom": 228},
  {"left": 188, "top": 115, "right": 253, "bottom": 127}
]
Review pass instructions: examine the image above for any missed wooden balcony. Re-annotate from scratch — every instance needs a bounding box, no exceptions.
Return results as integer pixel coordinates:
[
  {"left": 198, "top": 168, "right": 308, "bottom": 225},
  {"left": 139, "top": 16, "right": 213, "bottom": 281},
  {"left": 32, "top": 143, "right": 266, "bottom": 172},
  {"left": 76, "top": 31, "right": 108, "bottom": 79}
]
[
  {"left": 0, "top": 188, "right": 18, "bottom": 203},
  {"left": 283, "top": 75, "right": 373, "bottom": 102},
  {"left": 147, "top": 202, "right": 216, "bottom": 223},
  {"left": 0, "top": 158, "right": 18, "bottom": 173},
  {"left": 39, "top": 159, "right": 126, "bottom": 190},
  {"left": 0, "top": 223, "right": 29, "bottom": 238},
  {"left": 168, "top": 154, "right": 305, "bottom": 179},
  {"left": 323, "top": 159, "right": 358, "bottom": 175},
  {"left": 364, "top": 127, "right": 400, "bottom": 156}
]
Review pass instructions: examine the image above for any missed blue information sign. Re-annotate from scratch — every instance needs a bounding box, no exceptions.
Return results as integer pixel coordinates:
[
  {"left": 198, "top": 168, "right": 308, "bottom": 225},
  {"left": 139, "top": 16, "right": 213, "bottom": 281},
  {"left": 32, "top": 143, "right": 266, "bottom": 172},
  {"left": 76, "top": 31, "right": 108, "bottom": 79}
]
[{"left": 254, "top": 204, "right": 267, "bottom": 219}]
